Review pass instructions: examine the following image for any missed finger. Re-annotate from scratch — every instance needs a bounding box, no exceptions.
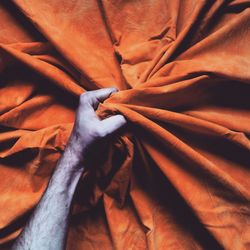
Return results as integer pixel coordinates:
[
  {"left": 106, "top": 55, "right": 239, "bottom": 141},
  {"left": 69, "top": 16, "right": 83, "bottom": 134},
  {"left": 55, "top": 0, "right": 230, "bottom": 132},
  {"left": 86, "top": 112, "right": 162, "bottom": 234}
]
[
  {"left": 79, "top": 93, "right": 98, "bottom": 120},
  {"left": 100, "top": 114, "right": 127, "bottom": 136},
  {"left": 88, "top": 87, "right": 118, "bottom": 109},
  {"left": 79, "top": 88, "right": 118, "bottom": 120}
]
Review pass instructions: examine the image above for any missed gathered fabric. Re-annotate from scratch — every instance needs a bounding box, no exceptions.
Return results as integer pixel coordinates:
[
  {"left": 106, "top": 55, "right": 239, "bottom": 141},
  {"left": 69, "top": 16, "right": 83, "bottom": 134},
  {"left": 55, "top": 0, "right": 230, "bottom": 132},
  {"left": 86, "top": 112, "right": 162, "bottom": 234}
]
[{"left": 0, "top": 1, "right": 250, "bottom": 249}]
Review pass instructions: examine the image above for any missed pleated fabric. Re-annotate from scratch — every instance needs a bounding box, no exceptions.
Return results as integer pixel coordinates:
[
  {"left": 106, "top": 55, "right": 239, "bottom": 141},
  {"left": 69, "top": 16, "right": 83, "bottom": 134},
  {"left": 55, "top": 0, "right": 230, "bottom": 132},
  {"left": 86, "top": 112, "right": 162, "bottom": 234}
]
[{"left": 0, "top": 1, "right": 250, "bottom": 249}]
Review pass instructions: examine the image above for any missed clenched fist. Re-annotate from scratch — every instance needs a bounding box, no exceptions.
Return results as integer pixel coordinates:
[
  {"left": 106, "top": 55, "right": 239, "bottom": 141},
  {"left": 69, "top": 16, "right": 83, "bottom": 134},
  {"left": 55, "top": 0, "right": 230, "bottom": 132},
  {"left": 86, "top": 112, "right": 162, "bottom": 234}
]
[{"left": 67, "top": 87, "right": 127, "bottom": 162}]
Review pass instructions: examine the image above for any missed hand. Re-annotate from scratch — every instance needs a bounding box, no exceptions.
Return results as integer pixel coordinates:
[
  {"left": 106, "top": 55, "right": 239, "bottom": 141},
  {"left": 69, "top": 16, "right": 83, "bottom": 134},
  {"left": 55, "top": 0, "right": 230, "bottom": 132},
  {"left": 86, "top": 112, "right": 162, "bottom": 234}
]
[
  {"left": 67, "top": 87, "right": 126, "bottom": 162},
  {"left": 12, "top": 88, "right": 126, "bottom": 250}
]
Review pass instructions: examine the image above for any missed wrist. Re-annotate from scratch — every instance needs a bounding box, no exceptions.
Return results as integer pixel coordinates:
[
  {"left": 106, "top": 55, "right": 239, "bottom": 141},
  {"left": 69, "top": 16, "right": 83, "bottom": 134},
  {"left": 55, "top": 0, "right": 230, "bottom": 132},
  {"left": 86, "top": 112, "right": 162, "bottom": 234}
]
[
  {"left": 65, "top": 133, "right": 88, "bottom": 163},
  {"left": 49, "top": 147, "right": 85, "bottom": 195}
]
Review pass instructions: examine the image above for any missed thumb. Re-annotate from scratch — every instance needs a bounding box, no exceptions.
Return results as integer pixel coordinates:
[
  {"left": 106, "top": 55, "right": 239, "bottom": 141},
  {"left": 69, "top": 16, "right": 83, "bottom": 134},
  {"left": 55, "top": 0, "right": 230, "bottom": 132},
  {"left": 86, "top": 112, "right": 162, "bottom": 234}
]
[{"left": 101, "top": 114, "right": 127, "bottom": 137}]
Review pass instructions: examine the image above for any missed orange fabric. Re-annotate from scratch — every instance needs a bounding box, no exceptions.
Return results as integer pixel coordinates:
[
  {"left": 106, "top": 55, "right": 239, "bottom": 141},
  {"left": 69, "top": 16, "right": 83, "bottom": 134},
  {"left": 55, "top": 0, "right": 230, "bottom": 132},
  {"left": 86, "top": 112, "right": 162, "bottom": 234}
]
[{"left": 0, "top": 0, "right": 250, "bottom": 249}]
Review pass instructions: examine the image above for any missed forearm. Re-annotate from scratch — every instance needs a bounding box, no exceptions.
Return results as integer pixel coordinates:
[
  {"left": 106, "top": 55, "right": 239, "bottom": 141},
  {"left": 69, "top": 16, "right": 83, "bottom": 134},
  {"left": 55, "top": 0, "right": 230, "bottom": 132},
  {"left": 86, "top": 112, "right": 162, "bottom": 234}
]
[
  {"left": 12, "top": 144, "right": 84, "bottom": 250},
  {"left": 12, "top": 88, "right": 126, "bottom": 250}
]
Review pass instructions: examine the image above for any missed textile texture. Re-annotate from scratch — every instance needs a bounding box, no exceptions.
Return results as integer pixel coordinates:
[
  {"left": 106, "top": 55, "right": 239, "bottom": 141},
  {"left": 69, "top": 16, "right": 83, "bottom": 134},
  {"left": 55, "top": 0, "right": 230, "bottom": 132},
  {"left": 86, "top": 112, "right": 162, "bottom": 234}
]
[{"left": 0, "top": 0, "right": 250, "bottom": 249}]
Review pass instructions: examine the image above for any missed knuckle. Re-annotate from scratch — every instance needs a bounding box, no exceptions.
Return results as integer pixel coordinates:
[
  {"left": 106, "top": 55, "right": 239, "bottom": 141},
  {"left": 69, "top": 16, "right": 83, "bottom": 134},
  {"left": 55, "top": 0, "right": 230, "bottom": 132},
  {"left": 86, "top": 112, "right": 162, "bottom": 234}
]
[
  {"left": 95, "top": 126, "right": 106, "bottom": 138},
  {"left": 79, "top": 93, "right": 86, "bottom": 103},
  {"left": 80, "top": 92, "right": 92, "bottom": 106},
  {"left": 87, "top": 124, "right": 102, "bottom": 139}
]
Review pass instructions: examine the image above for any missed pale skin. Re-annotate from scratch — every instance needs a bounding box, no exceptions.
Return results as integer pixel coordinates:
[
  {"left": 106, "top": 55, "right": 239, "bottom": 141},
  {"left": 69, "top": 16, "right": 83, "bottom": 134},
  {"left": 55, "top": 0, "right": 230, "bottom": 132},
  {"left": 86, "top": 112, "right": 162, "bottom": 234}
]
[{"left": 12, "top": 87, "right": 127, "bottom": 250}]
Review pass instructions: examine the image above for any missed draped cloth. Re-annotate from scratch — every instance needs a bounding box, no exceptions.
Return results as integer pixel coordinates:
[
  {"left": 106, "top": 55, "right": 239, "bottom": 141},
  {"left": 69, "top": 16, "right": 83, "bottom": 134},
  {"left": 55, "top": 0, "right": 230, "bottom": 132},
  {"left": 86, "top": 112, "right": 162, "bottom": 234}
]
[{"left": 0, "top": 0, "right": 250, "bottom": 249}]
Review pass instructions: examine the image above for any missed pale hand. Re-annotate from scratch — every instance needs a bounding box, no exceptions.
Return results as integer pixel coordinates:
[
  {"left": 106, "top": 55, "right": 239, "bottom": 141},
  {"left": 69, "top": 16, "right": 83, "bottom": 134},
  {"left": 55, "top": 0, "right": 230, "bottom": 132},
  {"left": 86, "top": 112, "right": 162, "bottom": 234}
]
[{"left": 67, "top": 87, "right": 127, "bottom": 162}]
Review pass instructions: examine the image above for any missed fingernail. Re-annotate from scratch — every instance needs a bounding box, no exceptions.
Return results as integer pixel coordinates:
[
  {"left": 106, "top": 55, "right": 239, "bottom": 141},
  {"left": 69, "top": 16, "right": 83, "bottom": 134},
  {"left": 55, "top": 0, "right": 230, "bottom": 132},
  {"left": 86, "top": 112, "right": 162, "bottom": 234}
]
[{"left": 111, "top": 87, "right": 119, "bottom": 92}]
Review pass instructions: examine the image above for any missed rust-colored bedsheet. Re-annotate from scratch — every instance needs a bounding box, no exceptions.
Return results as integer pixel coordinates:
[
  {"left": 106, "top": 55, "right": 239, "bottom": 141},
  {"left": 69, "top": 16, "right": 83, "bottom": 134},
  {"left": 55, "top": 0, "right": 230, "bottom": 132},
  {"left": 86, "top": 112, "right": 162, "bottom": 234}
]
[{"left": 0, "top": 0, "right": 250, "bottom": 249}]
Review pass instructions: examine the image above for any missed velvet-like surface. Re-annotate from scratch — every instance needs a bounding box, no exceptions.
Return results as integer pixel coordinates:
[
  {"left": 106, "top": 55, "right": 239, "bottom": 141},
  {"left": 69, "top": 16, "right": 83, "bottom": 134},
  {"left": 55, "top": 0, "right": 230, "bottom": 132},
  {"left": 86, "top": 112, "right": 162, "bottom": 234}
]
[{"left": 0, "top": 1, "right": 250, "bottom": 249}]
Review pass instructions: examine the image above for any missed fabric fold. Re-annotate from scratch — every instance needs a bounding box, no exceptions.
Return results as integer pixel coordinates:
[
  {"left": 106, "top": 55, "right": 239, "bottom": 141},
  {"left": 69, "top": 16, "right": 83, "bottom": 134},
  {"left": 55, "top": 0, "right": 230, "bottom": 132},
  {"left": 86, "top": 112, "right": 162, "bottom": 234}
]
[{"left": 0, "top": 0, "right": 249, "bottom": 249}]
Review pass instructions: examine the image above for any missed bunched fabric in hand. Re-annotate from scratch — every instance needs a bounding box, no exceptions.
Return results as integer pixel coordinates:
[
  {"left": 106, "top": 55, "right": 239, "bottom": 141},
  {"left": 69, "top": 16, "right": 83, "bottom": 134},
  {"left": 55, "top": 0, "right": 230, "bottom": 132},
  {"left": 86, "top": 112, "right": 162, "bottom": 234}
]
[{"left": 0, "top": 1, "right": 250, "bottom": 249}]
